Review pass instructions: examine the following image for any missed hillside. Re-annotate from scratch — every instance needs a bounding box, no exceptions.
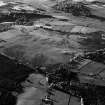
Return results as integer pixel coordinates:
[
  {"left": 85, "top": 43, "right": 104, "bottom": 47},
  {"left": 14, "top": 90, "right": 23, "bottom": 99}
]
[{"left": 0, "top": 0, "right": 105, "bottom": 105}]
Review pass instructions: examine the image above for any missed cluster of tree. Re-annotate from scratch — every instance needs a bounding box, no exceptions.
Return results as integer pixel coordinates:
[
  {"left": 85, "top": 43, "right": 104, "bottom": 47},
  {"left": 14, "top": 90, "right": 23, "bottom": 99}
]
[
  {"left": 0, "top": 23, "right": 13, "bottom": 32},
  {"left": 53, "top": 0, "right": 91, "bottom": 16},
  {"left": 15, "top": 16, "right": 29, "bottom": 25},
  {"left": 83, "top": 49, "right": 105, "bottom": 64}
]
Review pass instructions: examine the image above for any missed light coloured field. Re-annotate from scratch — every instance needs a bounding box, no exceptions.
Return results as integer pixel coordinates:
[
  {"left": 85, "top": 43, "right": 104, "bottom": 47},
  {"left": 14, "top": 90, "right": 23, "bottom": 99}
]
[{"left": 17, "top": 73, "right": 81, "bottom": 105}]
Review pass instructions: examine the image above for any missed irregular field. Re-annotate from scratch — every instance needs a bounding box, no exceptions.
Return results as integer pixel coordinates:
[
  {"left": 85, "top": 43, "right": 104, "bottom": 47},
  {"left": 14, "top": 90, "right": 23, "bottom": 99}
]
[{"left": 0, "top": 15, "right": 105, "bottom": 67}]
